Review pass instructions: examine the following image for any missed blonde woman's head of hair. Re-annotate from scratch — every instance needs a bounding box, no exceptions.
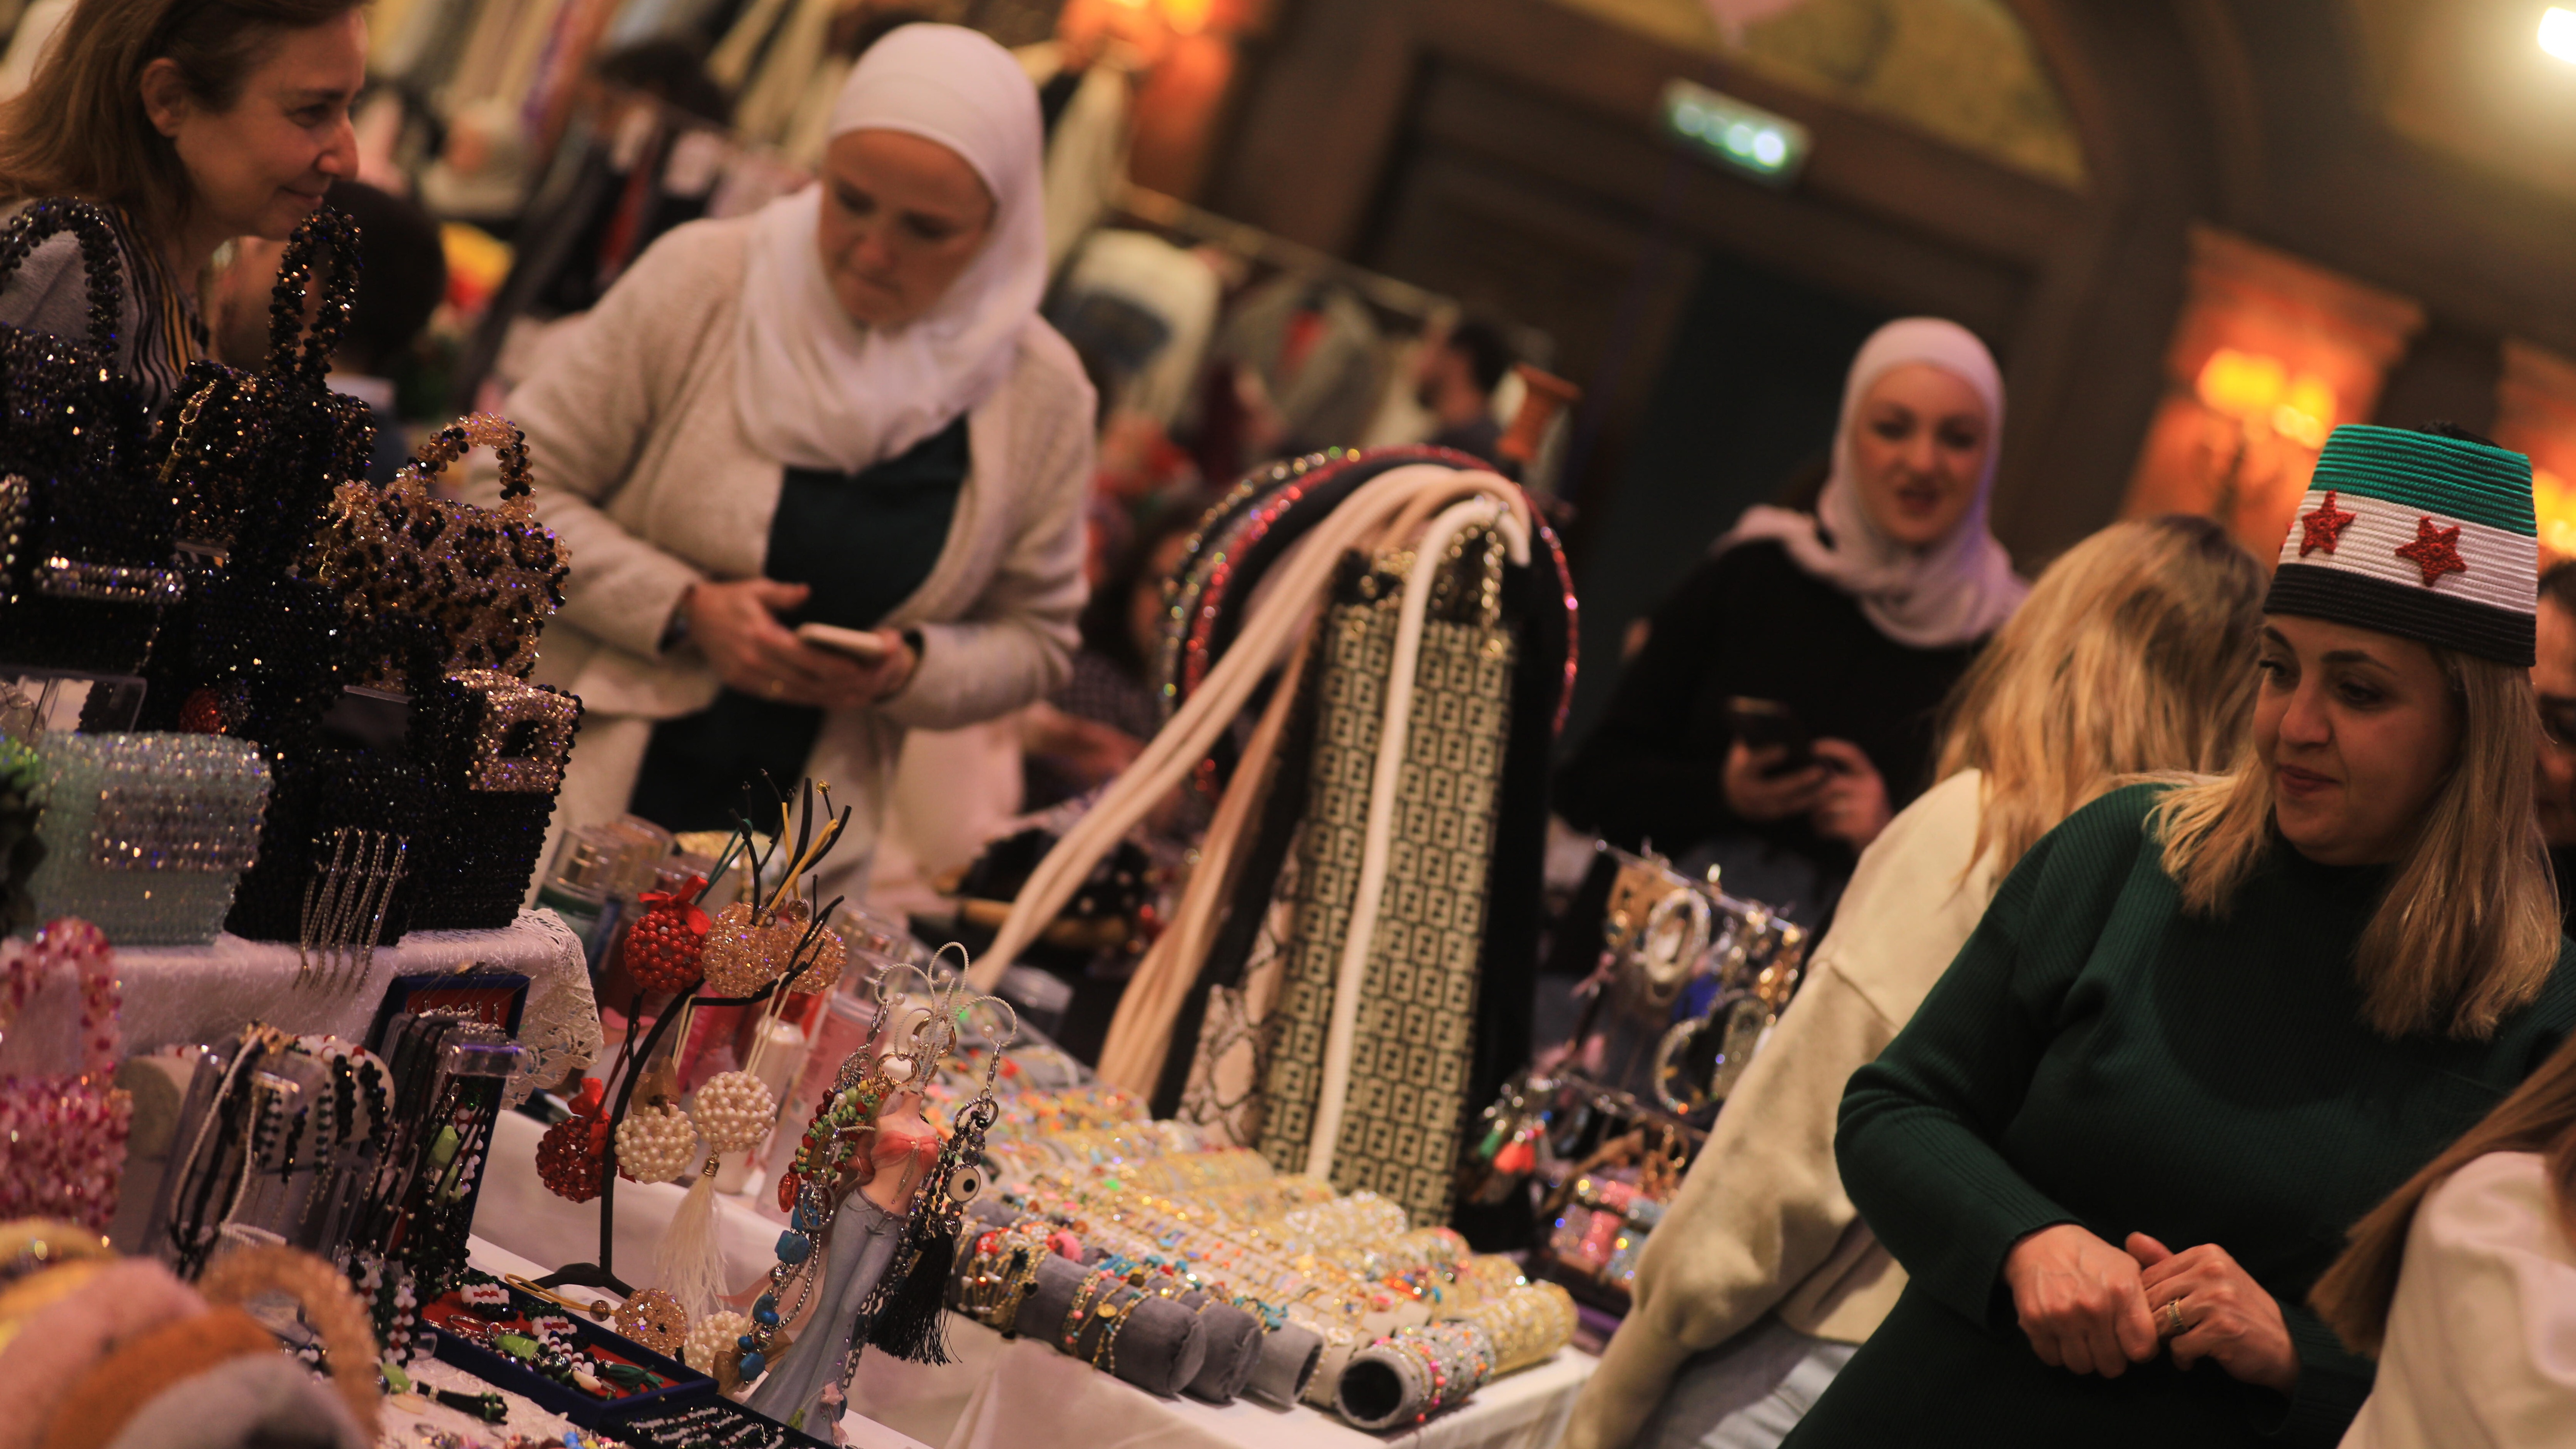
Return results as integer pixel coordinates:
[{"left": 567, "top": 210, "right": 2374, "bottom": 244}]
[{"left": 1937, "top": 513, "right": 2265, "bottom": 879}]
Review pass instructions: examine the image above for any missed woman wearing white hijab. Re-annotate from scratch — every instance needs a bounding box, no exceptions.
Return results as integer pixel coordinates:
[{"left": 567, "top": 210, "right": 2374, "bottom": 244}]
[
  {"left": 488, "top": 23, "right": 1092, "bottom": 902},
  {"left": 1555, "top": 317, "right": 2024, "bottom": 912}
]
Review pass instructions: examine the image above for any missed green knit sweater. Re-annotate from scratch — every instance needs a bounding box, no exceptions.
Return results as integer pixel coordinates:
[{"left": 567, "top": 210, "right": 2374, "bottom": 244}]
[{"left": 1785, "top": 784, "right": 2576, "bottom": 1449}]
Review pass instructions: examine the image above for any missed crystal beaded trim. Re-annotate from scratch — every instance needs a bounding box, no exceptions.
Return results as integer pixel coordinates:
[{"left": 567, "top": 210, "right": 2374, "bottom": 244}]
[
  {"left": 453, "top": 669, "right": 580, "bottom": 793},
  {"left": 33, "top": 557, "right": 185, "bottom": 603},
  {"left": 67, "top": 734, "right": 270, "bottom": 871}
]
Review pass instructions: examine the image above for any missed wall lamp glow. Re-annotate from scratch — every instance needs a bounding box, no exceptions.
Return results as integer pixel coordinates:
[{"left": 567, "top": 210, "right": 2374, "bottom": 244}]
[{"left": 2542, "top": 7, "right": 2576, "bottom": 63}]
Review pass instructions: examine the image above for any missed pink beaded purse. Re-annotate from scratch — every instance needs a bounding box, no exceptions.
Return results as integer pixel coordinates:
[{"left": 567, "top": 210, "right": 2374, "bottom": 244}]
[{"left": 0, "top": 918, "right": 133, "bottom": 1232}]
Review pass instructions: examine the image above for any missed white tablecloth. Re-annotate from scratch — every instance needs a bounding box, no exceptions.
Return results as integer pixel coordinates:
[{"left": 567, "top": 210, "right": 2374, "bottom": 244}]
[
  {"left": 465, "top": 1183, "right": 1598, "bottom": 1449},
  {"left": 2, "top": 909, "right": 600, "bottom": 1106}
]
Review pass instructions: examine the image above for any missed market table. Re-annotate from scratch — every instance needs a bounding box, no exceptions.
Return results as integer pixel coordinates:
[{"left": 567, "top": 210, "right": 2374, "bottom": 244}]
[
  {"left": 2, "top": 909, "right": 601, "bottom": 1105},
  {"left": 466, "top": 1188, "right": 1598, "bottom": 1449}
]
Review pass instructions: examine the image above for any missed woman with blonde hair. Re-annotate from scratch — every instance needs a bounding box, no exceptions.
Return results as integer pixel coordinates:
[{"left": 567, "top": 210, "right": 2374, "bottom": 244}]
[
  {"left": 0, "top": 0, "right": 366, "bottom": 404},
  {"left": 1563, "top": 513, "right": 2264, "bottom": 1449},
  {"left": 1785, "top": 424, "right": 2576, "bottom": 1449}
]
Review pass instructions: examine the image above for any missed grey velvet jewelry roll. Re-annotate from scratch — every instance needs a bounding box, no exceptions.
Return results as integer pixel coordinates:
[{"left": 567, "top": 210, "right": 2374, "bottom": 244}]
[
  {"left": 1173, "top": 1290, "right": 1263, "bottom": 1403},
  {"left": 1334, "top": 1321, "right": 1494, "bottom": 1431},
  {"left": 1014, "top": 1254, "right": 1212, "bottom": 1397},
  {"left": 1243, "top": 1321, "right": 1323, "bottom": 1408}
]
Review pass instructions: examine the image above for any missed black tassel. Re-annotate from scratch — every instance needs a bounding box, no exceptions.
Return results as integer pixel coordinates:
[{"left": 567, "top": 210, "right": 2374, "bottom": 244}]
[{"left": 863, "top": 1223, "right": 956, "bottom": 1365}]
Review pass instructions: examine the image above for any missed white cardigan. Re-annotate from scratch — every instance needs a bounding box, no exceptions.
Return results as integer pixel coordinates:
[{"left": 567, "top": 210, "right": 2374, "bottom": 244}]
[
  {"left": 471, "top": 213, "right": 1095, "bottom": 894},
  {"left": 2340, "top": 1151, "right": 2576, "bottom": 1449}
]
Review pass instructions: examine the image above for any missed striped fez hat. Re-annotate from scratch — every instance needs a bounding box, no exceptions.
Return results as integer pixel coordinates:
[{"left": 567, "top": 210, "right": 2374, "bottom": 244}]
[{"left": 2265, "top": 424, "right": 2539, "bottom": 666}]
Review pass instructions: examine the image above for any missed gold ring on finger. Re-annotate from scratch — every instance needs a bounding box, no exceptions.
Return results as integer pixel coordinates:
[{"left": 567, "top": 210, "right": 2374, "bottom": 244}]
[{"left": 2163, "top": 1298, "right": 2186, "bottom": 1337}]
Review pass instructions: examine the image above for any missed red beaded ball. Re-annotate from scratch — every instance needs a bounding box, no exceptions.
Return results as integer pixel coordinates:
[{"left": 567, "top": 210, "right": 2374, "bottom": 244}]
[
  {"left": 538, "top": 1078, "right": 611, "bottom": 1203},
  {"left": 627, "top": 878, "right": 711, "bottom": 995}
]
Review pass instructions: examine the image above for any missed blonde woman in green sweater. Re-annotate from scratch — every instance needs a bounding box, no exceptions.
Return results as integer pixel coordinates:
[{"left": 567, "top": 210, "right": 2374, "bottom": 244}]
[
  {"left": 1563, "top": 514, "right": 2263, "bottom": 1449},
  {"left": 1790, "top": 426, "right": 2576, "bottom": 1449}
]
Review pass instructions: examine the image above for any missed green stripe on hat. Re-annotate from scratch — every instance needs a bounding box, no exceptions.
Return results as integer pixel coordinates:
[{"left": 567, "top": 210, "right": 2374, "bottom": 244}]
[{"left": 2310, "top": 424, "right": 2536, "bottom": 536}]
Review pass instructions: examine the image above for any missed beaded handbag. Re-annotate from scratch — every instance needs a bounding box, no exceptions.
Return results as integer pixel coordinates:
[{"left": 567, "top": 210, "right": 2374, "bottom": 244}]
[
  {"left": 144, "top": 207, "right": 371, "bottom": 736},
  {"left": 405, "top": 669, "right": 584, "bottom": 931},
  {"left": 308, "top": 413, "right": 570, "bottom": 689},
  {"left": 0, "top": 199, "right": 177, "bottom": 672},
  {"left": 156, "top": 204, "right": 371, "bottom": 568},
  {"left": 0, "top": 918, "right": 133, "bottom": 1233},
  {"left": 221, "top": 618, "right": 446, "bottom": 951},
  {"left": 20, "top": 732, "right": 271, "bottom": 945}
]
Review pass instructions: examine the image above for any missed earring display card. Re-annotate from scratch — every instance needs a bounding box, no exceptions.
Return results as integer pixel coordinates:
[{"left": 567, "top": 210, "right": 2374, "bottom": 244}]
[{"left": 369, "top": 972, "right": 530, "bottom": 1052}]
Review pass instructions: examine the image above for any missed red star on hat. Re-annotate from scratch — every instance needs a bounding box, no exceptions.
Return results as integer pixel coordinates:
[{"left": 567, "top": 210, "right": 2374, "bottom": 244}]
[
  {"left": 2394, "top": 515, "right": 2468, "bottom": 587},
  {"left": 2299, "top": 490, "right": 2357, "bottom": 557}
]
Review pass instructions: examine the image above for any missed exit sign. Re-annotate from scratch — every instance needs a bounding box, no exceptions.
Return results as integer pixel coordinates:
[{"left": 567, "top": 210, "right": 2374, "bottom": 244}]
[{"left": 1660, "top": 79, "right": 1809, "bottom": 187}]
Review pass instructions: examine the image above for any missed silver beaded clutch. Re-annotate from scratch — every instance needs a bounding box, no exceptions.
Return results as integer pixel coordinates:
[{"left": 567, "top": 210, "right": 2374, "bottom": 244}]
[{"left": 22, "top": 732, "right": 271, "bottom": 944}]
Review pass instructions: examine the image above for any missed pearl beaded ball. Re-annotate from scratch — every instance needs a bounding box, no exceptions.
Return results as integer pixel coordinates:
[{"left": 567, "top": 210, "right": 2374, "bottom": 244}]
[
  {"left": 700, "top": 903, "right": 791, "bottom": 996},
  {"left": 684, "top": 1309, "right": 751, "bottom": 1376},
  {"left": 692, "top": 1070, "right": 777, "bottom": 1152},
  {"left": 615, "top": 1102, "right": 700, "bottom": 1184}
]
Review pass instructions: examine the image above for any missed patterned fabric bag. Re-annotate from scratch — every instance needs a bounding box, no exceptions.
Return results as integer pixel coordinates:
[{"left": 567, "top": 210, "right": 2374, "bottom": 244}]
[
  {"left": 1253, "top": 531, "right": 1517, "bottom": 1225},
  {"left": 0, "top": 919, "right": 132, "bottom": 1232},
  {"left": 0, "top": 200, "right": 175, "bottom": 672}
]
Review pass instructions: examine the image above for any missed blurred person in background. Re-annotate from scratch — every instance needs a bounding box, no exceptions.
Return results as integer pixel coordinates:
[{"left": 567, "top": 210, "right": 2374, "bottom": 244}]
[
  {"left": 1416, "top": 315, "right": 1514, "bottom": 466},
  {"left": 1554, "top": 317, "right": 2024, "bottom": 921}
]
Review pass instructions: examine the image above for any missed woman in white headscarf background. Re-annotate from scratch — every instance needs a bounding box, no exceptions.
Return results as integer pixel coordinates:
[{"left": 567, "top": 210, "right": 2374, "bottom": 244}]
[
  {"left": 1554, "top": 318, "right": 2024, "bottom": 915},
  {"left": 485, "top": 23, "right": 1093, "bottom": 902}
]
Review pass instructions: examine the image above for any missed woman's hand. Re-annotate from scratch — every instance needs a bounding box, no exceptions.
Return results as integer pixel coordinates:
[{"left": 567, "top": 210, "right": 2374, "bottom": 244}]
[
  {"left": 680, "top": 580, "right": 917, "bottom": 710},
  {"left": 2003, "top": 1223, "right": 2160, "bottom": 1378},
  {"left": 1809, "top": 740, "right": 1892, "bottom": 848},
  {"left": 1723, "top": 739, "right": 1829, "bottom": 822},
  {"left": 2128, "top": 1233, "right": 2299, "bottom": 1395}
]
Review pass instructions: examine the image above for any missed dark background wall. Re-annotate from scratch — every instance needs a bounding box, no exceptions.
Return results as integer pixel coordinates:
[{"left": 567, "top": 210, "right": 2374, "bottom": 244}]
[{"left": 1181, "top": 0, "right": 2576, "bottom": 740}]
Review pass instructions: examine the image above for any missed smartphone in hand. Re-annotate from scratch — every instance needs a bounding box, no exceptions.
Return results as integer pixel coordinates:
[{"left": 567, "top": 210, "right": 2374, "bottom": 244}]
[
  {"left": 1722, "top": 697, "right": 1817, "bottom": 777},
  {"left": 794, "top": 622, "right": 891, "bottom": 662}
]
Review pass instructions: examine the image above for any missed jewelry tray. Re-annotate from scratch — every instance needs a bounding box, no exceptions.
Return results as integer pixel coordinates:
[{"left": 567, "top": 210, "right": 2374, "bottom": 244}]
[
  {"left": 424, "top": 1277, "right": 717, "bottom": 1427},
  {"left": 595, "top": 1392, "right": 836, "bottom": 1449}
]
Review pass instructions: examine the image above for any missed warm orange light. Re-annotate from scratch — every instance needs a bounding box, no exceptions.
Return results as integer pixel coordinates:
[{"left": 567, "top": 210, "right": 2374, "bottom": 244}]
[
  {"left": 2536, "top": 468, "right": 2576, "bottom": 559},
  {"left": 2197, "top": 348, "right": 2285, "bottom": 418},
  {"left": 2196, "top": 347, "right": 2334, "bottom": 447},
  {"left": 2273, "top": 374, "right": 2336, "bottom": 449}
]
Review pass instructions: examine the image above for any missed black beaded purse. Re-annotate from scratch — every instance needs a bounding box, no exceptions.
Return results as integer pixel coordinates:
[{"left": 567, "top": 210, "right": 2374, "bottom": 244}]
[
  {"left": 405, "top": 669, "right": 584, "bottom": 931},
  {"left": 0, "top": 199, "right": 177, "bottom": 672},
  {"left": 156, "top": 204, "right": 371, "bottom": 570},
  {"left": 142, "top": 207, "right": 372, "bottom": 735},
  {"left": 221, "top": 615, "right": 446, "bottom": 952}
]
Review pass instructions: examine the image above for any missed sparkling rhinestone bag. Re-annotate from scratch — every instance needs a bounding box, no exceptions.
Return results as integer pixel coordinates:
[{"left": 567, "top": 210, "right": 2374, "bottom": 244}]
[
  {"left": 405, "top": 669, "right": 584, "bottom": 931},
  {"left": 154, "top": 204, "right": 370, "bottom": 570},
  {"left": 20, "top": 732, "right": 272, "bottom": 945},
  {"left": 307, "top": 413, "right": 570, "bottom": 689},
  {"left": 142, "top": 206, "right": 371, "bottom": 734},
  {"left": 0, "top": 919, "right": 133, "bottom": 1233},
  {"left": 221, "top": 618, "right": 445, "bottom": 950},
  {"left": 0, "top": 199, "right": 177, "bottom": 673}
]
